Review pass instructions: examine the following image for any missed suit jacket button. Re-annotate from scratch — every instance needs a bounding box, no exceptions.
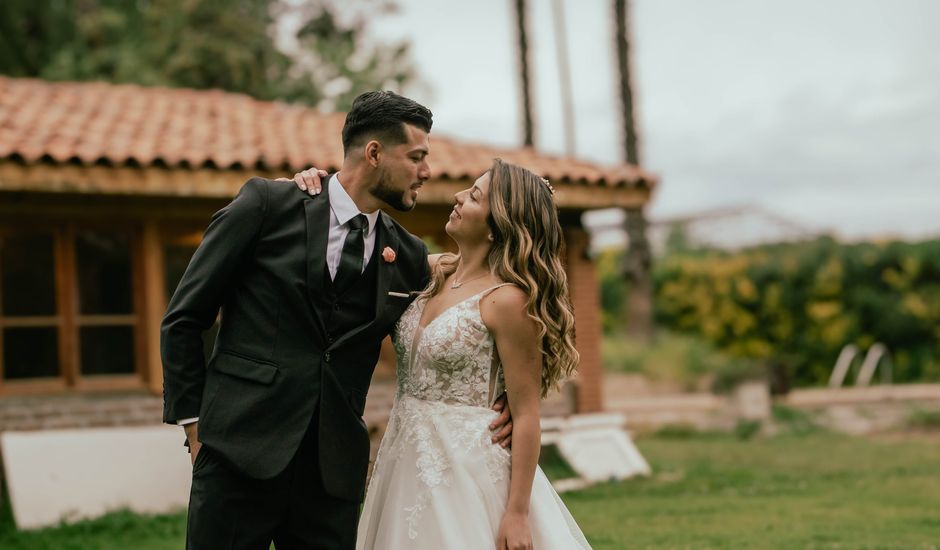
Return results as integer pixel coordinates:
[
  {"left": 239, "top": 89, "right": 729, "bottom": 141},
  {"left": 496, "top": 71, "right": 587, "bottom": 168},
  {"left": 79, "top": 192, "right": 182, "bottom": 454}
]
[{"left": 324, "top": 352, "right": 331, "bottom": 363}]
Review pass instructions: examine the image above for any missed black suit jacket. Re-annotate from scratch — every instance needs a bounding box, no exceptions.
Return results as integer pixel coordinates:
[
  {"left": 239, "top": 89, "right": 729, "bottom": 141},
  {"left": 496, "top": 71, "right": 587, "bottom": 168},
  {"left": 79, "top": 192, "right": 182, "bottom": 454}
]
[{"left": 161, "top": 176, "right": 430, "bottom": 500}]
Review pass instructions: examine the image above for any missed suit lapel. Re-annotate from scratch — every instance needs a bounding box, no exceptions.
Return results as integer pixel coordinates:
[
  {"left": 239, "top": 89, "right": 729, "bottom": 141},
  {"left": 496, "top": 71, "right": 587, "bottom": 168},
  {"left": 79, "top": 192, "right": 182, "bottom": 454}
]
[
  {"left": 304, "top": 175, "right": 332, "bottom": 341},
  {"left": 330, "top": 211, "right": 399, "bottom": 351}
]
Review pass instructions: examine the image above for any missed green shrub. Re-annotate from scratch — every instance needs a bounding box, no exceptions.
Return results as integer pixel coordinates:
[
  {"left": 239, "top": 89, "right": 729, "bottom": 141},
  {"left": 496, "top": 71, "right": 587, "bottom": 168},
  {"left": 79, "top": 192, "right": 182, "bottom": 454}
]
[
  {"left": 907, "top": 408, "right": 940, "bottom": 429},
  {"left": 651, "top": 237, "right": 940, "bottom": 386},
  {"left": 733, "top": 419, "right": 762, "bottom": 440},
  {"left": 709, "top": 357, "right": 765, "bottom": 394},
  {"left": 602, "top": 330, "right": 762, "bottom": 393},
  {"left": 771, "top": 404, "right": 820, "bottom": 435}
]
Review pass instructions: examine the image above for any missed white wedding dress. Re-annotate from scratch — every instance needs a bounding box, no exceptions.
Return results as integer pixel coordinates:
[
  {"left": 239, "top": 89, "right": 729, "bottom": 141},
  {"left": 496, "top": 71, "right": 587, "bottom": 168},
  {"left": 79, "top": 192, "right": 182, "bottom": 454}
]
[{"left": 356, "top": 285, "right": 592, "bottom": 549}]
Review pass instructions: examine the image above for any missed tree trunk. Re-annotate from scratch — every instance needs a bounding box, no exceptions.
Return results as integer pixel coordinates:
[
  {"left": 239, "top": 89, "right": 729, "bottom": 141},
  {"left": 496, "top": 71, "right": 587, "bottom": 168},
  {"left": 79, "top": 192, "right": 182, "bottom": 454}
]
[
  {"left": 622, "top": 206, "right": 653, "bottom": 340},
  {"left": 613, "top": 0, "right": 653, "bottom": 341},
  {"left": 512, "top": 0, "right": 535, "bottom": 147},
  {"left": 614, "top": 0, "right": 640, "bottom": 165}
]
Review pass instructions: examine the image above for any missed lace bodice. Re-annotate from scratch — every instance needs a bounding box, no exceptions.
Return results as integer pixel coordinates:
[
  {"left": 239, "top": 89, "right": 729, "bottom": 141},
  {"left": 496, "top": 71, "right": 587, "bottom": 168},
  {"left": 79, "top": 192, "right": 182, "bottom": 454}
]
[
  {"left": 393, "top": 286, "right": 508, "bottom": 408},
  {"left": 361, "top": 284, "right": 592, "bottom": 548},
  {"left": 371, "top": 285, "right": 512, "bottom": 540}
]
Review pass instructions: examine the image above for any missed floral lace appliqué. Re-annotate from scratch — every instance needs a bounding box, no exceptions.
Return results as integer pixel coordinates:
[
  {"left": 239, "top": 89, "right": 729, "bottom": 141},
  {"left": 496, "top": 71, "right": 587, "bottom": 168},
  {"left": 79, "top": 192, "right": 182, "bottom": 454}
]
[{"left": 378, "top": 288, "right": 511, "bottom": 538}]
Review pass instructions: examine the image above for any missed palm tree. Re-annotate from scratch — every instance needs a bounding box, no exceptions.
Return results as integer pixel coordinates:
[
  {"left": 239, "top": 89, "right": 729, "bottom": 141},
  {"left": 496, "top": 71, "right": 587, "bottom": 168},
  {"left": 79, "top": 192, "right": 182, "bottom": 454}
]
[
  {"left": 552, "top": 0, "right": 576, "bottom": 156},
  {"left": 512, "top": 0, "right": 535, "bottom": 147},
  {"left": 614, "top": 0, "right": 653, "bottom": 341}
]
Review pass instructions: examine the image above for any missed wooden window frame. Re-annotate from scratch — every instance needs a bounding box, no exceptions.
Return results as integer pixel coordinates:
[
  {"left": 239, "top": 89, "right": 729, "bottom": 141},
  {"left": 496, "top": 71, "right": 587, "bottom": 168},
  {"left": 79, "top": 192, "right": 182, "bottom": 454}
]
[{"left": 0, "top": 222, "right": 148, "bottom": 395}]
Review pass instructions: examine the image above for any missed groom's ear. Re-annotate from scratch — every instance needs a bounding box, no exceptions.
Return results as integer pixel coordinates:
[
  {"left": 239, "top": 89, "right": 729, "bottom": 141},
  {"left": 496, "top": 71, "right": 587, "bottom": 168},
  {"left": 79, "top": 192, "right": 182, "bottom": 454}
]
[{"left": 365, "top": 140, "right": 382, "bottom": 167}]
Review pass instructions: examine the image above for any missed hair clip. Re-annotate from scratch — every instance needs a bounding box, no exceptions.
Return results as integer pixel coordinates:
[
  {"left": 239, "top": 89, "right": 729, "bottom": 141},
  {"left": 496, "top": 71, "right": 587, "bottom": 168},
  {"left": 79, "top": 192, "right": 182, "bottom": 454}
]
[{"left": 540, "top": 177, "right": 555, "bottom": 196}]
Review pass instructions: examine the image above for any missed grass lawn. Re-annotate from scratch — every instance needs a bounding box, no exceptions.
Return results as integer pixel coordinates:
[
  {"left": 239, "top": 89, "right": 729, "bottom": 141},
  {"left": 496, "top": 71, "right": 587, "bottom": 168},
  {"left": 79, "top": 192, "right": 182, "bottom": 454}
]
[
  {"left": 2, "top": 431, "right": 938, "bottom": 549},
  {"left": 0, "top": 505, "right": 187, "bottom": 550},
  {"left": 565, "top": 431, "right": 940, "bottom": 549}
]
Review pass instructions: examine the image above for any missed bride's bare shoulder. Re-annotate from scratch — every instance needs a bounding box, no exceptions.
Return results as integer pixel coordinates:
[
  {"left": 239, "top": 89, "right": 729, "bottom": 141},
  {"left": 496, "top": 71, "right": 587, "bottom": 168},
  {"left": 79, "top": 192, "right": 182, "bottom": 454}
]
[{"left": 479, "top": 284, "right": 529, "bottom": 330}]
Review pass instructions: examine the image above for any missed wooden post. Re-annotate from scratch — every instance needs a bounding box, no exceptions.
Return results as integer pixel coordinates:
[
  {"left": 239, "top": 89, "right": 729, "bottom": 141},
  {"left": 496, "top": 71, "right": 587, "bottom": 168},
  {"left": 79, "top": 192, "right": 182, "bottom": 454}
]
[{"left": 142, "top": 222, "right": 166, "bottom": 395}]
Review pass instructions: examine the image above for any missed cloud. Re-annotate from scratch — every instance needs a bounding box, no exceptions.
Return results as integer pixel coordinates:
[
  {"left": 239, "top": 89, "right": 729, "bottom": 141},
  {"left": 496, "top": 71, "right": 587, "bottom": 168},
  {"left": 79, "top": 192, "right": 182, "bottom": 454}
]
[{"left": 646, "top": 72, "right": 940, "bottom": 238}]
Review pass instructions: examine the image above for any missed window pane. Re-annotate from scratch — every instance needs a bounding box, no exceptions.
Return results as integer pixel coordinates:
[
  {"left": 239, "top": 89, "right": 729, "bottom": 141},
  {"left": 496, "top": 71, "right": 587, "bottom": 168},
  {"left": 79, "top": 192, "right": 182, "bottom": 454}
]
[
  {"left": 1, "top": 232, "right": 56, "bottom": 316},
  {"left": 80, "top": 326, "right": 135, "bottom": 376},
  {"left": 76, "top": 231, "right": 133, "bottom": 314},
  {"left": 3, "top": 327, "right": 59, "bottom": 379}
]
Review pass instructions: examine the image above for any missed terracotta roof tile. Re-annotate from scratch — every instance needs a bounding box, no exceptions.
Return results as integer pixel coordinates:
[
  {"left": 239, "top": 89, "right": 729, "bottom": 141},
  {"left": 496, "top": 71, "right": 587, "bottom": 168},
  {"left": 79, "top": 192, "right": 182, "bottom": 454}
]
[{"left": 0, "top": 76, "right": 656, "bottom": 189}]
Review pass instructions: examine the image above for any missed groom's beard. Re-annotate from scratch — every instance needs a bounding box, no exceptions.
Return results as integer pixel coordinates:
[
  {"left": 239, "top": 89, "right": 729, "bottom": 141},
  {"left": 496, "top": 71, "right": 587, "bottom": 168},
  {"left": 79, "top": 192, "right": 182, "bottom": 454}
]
[{"left": 369, "top": 168, "right": 415, "bottom": 212}]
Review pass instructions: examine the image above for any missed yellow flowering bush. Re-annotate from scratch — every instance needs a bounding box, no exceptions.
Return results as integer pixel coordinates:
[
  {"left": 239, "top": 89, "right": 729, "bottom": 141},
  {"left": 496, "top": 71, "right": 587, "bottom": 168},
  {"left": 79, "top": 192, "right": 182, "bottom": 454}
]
[{"left": 651, "top": 237, "right": 940, "bottom": 386}]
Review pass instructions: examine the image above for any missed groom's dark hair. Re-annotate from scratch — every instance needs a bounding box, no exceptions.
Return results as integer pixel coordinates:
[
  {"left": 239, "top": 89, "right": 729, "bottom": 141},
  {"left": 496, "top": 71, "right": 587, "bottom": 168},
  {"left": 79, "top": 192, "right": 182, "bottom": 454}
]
[{"left": 342, "top": 91, "right": 433, "bottom": 156}]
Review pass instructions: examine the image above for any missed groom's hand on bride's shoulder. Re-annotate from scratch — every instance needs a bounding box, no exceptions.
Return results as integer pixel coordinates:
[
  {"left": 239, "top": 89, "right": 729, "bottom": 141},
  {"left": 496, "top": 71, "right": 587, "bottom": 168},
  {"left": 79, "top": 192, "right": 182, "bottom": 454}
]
[
  {"left": 274, "top": 167, "right": 328, "bottom": 196},
  {"left": 490, "top": 392, "right": 513, "bottom": 448}
]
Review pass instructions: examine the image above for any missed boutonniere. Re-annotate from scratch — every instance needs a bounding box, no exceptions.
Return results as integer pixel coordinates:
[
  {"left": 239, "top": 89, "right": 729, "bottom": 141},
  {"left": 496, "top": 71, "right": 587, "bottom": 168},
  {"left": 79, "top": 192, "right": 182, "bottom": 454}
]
[{"left": 382, "top": 246, "right": 396, "bottom": 263}]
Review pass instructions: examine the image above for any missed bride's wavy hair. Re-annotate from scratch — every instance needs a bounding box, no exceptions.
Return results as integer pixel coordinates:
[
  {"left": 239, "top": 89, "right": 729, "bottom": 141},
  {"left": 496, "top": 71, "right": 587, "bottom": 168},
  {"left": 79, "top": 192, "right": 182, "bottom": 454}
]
[{"left": 423, "top": 158, "right": 579, "bottom": 397}]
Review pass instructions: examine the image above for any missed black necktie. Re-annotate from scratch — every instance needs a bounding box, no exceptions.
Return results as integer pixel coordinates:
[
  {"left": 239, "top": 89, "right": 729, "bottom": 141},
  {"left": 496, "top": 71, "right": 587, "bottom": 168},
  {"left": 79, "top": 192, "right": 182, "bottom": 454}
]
[{"left": 334, "top": 214, "right": 368, "bottom": 290}]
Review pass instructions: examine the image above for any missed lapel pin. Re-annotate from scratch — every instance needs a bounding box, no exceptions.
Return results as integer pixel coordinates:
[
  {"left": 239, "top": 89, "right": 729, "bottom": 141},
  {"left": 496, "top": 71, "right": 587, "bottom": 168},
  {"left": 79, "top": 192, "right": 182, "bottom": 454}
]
[{"left": 382, "top": 246, "right": 396, "bottom": 263}]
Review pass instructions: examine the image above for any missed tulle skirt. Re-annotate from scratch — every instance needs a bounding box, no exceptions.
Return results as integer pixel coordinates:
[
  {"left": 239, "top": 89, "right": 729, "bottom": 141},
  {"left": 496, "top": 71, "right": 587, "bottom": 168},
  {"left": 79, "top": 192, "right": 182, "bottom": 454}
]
[{"left": 356, "top": 395, "right": 592, "bottom": 549}]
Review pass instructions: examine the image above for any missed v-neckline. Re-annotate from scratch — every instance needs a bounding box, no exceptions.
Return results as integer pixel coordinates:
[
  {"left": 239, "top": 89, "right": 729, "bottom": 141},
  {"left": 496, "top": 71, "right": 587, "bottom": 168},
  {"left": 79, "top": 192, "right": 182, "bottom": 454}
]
[{"left": 415, "top": 289, "right": 489, "bottom": 333}]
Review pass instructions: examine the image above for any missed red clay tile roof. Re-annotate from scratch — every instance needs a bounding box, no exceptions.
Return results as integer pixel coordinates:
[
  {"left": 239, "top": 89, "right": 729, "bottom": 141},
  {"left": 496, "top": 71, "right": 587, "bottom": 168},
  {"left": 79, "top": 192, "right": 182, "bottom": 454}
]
[{"left": 0, "top": 76, "right": 656, "bottom": 189}]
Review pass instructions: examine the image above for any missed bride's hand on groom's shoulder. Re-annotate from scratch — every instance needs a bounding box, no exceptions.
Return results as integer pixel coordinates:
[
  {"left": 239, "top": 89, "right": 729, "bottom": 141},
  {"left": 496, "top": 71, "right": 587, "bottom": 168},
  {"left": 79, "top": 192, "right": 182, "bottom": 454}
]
[
  {"left": 490, "top": 392, "right": 513, "bottom": 448},
  {"left": 496, "top": 511, "right": 533, "bottom": 550},
  {"left": 274, "top": 167, "right": 328, "bottom": 196}
]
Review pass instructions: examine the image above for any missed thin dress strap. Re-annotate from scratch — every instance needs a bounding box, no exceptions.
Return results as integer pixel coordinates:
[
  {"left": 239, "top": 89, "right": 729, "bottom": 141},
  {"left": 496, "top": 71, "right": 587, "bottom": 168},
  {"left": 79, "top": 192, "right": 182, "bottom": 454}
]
[{"left": 478, "top": 282, "right": 515, "bottom": 299}]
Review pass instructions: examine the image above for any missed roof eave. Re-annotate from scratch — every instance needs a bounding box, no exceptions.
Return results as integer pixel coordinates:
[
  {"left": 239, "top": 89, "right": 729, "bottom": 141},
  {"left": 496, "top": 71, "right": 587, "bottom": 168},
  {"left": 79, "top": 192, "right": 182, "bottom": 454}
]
[{"left": 0, "top": 162, "right": 654, "bottom": 210}]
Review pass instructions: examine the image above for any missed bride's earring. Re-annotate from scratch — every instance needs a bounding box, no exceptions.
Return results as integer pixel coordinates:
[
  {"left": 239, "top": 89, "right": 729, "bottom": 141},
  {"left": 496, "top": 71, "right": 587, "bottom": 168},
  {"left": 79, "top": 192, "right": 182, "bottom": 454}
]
[{"left": 487, "top": 234, "right": 494, "bottom": 242}]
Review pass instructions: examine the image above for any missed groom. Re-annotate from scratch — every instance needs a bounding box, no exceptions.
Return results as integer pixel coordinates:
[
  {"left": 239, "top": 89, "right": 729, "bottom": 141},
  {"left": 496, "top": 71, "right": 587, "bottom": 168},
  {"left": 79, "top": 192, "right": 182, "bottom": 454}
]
[{"left": 162, "top": 91, "right": 510, "bottom": 549}]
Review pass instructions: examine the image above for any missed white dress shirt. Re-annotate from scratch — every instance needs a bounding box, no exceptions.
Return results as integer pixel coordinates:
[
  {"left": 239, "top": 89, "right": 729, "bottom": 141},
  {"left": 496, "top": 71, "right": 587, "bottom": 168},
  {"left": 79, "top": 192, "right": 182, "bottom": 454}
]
[
  {"left": 325, "top": 174, "right": 380, "bottom": 280},
  {"left": 177, "top": 175, "right": 380, "bottom": 427}
]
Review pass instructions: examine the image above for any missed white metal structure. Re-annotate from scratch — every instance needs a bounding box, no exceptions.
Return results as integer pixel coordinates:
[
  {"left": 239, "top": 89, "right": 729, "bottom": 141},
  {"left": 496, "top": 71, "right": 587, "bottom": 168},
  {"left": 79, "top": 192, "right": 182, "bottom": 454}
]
[{"left": 829, "top": 343, "right": 892, "bottom": 388}]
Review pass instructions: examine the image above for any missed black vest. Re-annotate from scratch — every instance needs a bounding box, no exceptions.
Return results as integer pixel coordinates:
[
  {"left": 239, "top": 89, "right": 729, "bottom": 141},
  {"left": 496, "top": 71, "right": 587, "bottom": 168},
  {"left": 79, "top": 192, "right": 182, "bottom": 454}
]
[{"left": 314, "top": 244, "right": 380, "bottom": 346}]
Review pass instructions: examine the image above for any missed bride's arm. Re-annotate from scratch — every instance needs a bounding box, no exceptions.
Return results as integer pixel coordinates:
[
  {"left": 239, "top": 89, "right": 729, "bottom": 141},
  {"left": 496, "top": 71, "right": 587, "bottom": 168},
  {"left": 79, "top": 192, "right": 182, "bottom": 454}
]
[{"left": 483, "top": 286, "right": 541, "bottom": 550}]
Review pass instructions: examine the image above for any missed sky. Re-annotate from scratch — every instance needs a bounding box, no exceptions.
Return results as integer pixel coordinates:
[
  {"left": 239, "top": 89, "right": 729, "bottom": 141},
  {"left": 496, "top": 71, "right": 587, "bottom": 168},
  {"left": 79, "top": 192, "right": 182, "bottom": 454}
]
[{"left": 362, "top": 0, "right": 940, "bottom": 242}]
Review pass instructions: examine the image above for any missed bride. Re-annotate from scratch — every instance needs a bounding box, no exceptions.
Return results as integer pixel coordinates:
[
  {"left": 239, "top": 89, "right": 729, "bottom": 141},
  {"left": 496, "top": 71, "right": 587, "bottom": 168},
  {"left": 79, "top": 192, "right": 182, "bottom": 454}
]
[{"left": 294, "top": 159, "right": 591, "bottom": 549}]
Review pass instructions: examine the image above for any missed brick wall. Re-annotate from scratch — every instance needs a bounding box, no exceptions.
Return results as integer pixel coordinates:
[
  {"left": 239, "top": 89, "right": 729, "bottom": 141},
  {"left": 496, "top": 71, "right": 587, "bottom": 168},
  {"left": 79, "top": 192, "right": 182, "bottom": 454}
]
[{"left": 565, "top": 227, "right": 604, "bottom": 413}]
